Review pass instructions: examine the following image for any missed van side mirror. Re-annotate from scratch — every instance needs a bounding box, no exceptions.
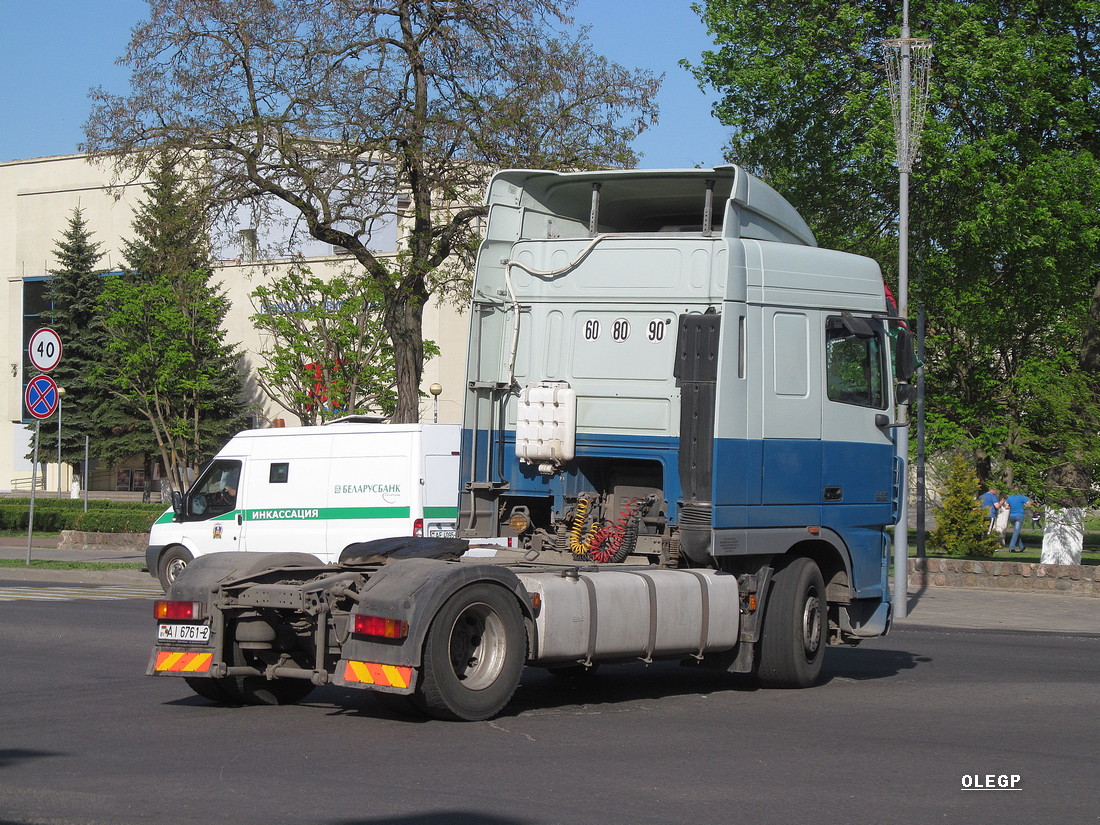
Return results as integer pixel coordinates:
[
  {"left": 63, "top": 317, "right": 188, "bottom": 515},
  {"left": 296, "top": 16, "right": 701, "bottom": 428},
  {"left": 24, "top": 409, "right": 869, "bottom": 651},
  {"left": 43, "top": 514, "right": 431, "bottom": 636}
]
[
  {"left": 171, "top": 490, "right": 184, "bottom": 520},
  {"left": 895, "top": 327, "right": 916, "bottom": 383}
]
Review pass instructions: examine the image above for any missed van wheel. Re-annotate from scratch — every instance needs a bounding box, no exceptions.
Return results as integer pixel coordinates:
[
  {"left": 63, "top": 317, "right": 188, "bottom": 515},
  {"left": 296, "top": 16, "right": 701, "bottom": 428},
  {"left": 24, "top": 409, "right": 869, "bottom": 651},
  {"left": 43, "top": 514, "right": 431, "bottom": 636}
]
[
  {"left": 414, "top": 583, "right": 526, "bottom": 721},
  {"left": 158, "top": 546, "right": 193, "bottom": 592},
  {"left": 757, "top": 557, "right": 826, "bottom": 688}
]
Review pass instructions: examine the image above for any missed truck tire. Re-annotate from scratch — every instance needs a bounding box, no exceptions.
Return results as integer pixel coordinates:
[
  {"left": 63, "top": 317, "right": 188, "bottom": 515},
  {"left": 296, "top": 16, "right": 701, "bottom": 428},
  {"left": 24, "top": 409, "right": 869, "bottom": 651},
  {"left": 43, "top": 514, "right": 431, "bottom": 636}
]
[
  {"left": 183, "top": 675, "right": 243, "bottom": 704},
  {"left": 182, "top": 635, "right": 316, "bottom": 706},
  {"left": 233, "top": 673, "right": 316, "bottom": 706},
  {"left": 158, "top": 545, "right": 193, "bottom": 592},
  {"left": 414, "top": 583, "right": 526, "bottom": 721},
  {"left": 757, "top": 557, "right": 826, "bottom": 688}
]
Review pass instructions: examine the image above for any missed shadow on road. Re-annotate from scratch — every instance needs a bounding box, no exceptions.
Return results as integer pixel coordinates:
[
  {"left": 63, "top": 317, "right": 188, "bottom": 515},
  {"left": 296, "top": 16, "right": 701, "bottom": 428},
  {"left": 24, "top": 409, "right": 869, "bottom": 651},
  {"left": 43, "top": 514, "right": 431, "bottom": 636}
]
[
  {"left": 157, "top": 642, "right": 931, "bottom": 722},
  {"left": 332, "top": 814, "right": 529, "bottom": 825}
]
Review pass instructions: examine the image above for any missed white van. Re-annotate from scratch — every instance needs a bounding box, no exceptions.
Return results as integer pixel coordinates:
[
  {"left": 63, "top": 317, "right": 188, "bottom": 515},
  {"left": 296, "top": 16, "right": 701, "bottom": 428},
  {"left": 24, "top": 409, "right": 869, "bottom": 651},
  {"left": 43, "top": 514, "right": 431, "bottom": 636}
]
[{"left": 146, "top": 422, "right": 461, "bottom": 590}]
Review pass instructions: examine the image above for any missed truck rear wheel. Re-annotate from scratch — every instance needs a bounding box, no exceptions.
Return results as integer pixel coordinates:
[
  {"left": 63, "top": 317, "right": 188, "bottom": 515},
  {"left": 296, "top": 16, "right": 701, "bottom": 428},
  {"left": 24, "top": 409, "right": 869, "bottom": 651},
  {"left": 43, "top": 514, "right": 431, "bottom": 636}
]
[
  {"left": 182, "top": 635, "right": 316, "bottom": 706},
  {"left": 757, "top": 557, "right": 826, "bottom": 688},
  {"left": 183, "top": 675, "right": 243, "bottom": 703},
  {"left": 158, "top": 545, "right": 193, "bottom": 592},
  {"left": 414, "top": 583, "right": 526, "bottom": 721}
]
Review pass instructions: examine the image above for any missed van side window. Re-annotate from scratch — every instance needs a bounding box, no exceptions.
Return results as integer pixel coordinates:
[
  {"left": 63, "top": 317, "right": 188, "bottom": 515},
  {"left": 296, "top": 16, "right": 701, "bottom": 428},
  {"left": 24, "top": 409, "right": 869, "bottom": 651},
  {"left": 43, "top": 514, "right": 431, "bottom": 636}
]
[
  {"left": 825, "top": 316, "right": 886, "bottom": 409},
  {"left": 269, "top": 463, "right": 289, "bottom": 483}
]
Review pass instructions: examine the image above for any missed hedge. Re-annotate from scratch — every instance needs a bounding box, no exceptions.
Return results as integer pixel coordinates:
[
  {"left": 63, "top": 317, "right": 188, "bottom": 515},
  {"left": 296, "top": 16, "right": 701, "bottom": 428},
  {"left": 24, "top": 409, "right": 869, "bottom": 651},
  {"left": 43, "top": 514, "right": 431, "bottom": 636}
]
[
  {"left": 0, "top": 501, "right": 167, "bottom": 533},
  {"left": 0, "top": 498, "right": 166, "bottom": 512}
]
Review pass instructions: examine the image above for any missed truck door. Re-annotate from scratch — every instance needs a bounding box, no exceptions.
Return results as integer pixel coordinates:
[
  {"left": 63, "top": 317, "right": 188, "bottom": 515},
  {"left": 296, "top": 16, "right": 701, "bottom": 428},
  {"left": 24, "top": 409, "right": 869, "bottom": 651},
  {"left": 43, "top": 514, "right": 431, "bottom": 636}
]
[{"left": 820, "top": 313, "right": 895, "bottom": 595}]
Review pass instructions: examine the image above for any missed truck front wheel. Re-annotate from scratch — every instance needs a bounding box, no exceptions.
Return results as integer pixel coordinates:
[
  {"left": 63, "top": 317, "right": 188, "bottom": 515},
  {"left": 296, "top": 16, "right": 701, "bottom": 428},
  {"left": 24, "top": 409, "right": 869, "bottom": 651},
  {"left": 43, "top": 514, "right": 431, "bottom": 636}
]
[
  {"left": 158, "top": 546, "right": 193, "bottom": 592},
  {"left": 757, "top": 557, "right": 826, "bottom": 688},
  {"left": 414, "top": 583, "right": 526, "bottom": 721}
]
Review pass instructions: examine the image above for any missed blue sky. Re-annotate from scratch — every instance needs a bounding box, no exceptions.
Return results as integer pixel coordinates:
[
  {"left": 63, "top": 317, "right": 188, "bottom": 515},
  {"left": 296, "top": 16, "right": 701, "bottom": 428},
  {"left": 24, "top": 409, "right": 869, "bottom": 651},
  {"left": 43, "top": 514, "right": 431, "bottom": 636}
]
[{"left": 0, "top": 0, "right": 730, "bottom": 169}]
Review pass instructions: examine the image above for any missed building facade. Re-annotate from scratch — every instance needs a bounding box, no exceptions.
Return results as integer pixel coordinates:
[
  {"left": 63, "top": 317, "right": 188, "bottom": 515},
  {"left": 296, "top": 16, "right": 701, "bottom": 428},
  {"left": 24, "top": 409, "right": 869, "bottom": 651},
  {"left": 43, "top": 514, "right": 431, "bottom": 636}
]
[{"left": 0, "top": 152, "right": 469, "bottom": 493}]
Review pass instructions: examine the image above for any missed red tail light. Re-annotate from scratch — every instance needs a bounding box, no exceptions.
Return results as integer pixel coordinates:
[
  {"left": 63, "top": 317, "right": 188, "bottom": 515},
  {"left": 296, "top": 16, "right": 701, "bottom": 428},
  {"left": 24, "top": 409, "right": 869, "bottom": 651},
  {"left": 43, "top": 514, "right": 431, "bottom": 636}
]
[
  {"left": 353, "top": 614, "right": 409, "bottom": 640},
  {"left": 413, "top": 517, "right": 424, "bottom": 537},
  {"left": 154, "top": 600, "right": 201, "bottom": 620}
]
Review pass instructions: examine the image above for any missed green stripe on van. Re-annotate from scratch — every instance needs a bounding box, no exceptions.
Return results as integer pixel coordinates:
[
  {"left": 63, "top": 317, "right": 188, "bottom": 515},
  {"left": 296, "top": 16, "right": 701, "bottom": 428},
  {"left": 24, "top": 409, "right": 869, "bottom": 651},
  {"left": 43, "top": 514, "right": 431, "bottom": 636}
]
[
  {"left": 244, "top": 506, "right": 411, "bottom": 522},
  {"left": 423, "top": 506, "right": 459, "bottom": 519}
]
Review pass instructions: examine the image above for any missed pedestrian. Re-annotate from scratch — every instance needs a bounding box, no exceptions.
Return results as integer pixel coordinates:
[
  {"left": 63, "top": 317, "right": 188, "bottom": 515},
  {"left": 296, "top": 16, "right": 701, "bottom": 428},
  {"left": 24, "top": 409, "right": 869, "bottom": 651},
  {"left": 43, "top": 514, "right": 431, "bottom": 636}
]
[
  {"left": 978, "top": 486, "right": 1000, "bottom": 533},
  {"left": 993, "top": 494, "right": 1010, "bottom": 547},
  {"left": 1004, "top": 490, "right": 1032, "bottom": 552}
]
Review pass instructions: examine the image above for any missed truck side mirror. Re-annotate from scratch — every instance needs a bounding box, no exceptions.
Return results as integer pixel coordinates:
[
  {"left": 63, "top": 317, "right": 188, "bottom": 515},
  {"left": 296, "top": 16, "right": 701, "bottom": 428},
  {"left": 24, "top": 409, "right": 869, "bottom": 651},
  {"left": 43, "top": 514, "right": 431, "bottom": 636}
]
[
  {"left": 895, "top": 382, "right": 916, "bottom": 406},
  {"left": 895, "top": 327, "right": 916, "bottom": 383}
]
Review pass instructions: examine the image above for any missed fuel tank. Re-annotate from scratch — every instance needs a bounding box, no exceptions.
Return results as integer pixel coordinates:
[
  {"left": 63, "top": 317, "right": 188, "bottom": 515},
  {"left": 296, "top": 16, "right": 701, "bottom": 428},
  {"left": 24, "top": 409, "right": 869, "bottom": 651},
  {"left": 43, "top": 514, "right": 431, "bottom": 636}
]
[{"left": 515, "top": 567, "right": 740, "bottom": 665}]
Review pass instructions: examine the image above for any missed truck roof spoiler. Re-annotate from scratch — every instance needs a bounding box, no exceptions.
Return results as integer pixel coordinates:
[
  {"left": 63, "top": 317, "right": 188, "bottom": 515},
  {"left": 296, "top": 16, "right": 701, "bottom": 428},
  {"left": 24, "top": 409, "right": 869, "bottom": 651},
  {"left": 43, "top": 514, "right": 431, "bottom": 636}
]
[{"left": 487, "top": 166, "right": 816, "bottom": 247}]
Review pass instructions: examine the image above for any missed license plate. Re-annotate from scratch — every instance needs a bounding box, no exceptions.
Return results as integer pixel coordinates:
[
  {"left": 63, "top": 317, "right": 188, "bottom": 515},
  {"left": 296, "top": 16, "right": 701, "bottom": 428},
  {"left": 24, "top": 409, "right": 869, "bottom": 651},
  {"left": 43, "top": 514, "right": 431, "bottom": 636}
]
[
  {"left": 158, "top": 623, "right": 210, "bottom": 644},
  {"left": 429, "top": 528, "right": 456, "bottom": 538}
]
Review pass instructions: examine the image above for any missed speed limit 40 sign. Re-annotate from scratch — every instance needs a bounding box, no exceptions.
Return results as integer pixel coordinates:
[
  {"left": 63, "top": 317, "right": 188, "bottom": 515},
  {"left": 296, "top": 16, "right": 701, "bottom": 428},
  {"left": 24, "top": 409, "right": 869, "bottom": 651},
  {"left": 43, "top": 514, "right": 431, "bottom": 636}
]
[{"left": 28, "top": 327, "right": 62, "bottom": 372}]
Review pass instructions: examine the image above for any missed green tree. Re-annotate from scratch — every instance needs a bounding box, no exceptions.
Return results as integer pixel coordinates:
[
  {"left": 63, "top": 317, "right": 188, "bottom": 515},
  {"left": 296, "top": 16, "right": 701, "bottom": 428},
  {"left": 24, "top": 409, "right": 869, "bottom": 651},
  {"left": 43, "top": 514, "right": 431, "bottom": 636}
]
[
  {"left": 929, "top": 454, "right": 998, "bottom": 557},
  {"left": 96, "top": 158, "right": 245, "bottom": 493},
  {"left": 688, "top": 0, "right": 1100, "bottom": 502},
  {"left": 250, "top": 263, "right": 401, "bottom": 425},
  {"left": 84, "top": 0, "right": 661, "bottom": 423}
]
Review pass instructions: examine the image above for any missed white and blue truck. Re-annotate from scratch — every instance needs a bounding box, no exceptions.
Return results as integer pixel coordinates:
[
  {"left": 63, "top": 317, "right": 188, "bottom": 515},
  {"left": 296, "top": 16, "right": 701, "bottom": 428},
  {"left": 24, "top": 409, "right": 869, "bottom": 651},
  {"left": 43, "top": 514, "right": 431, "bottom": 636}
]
[{"left": 148, "top": 166, "right": 914, "bottom": 721}]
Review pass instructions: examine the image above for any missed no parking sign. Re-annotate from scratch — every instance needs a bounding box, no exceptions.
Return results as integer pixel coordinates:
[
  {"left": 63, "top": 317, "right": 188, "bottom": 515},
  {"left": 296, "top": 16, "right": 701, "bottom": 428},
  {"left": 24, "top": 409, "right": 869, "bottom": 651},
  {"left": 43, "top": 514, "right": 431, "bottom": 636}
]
[{"left": 25, "top": 374, "right": 59, "bottom": 420}]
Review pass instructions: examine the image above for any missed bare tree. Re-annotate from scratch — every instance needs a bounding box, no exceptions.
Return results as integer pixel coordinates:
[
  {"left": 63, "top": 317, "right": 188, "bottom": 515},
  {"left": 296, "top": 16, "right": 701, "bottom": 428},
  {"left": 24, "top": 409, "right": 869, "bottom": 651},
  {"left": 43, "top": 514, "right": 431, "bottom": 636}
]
[{"left": 83, "top": 0, "right": 661, "bottom": 422}]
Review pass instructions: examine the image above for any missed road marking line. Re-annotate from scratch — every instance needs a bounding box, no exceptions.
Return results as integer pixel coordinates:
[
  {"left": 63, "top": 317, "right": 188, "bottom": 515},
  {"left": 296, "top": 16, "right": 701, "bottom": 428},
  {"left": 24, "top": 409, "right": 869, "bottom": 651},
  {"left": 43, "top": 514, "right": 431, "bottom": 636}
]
[{"left": 0, "top": 586, "right": 163, "bottom": 602}]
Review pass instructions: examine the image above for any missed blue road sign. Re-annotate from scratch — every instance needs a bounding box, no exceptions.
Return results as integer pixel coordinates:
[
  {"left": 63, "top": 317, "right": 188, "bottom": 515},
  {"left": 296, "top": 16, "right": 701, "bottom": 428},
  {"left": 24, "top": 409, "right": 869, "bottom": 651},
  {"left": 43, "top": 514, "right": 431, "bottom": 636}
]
[{"left": 25, "top": 375, "right": 59, "bottom": 420}]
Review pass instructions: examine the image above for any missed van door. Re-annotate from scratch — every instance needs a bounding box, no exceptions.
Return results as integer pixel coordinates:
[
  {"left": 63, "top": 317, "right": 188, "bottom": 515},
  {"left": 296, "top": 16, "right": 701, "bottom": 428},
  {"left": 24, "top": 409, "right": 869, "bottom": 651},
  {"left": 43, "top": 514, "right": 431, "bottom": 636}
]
[
  {"left": 325, "top": 432, "right": 416, "bottom": 556},
  {"left": 423, "top": 452, "right": 460, "bottom": 537},
  {"left": 179, "top": 458, "right": 245, "bottom": 554},
  {"left": 238, "top": 452, "right": 331, "bottom": 558}
]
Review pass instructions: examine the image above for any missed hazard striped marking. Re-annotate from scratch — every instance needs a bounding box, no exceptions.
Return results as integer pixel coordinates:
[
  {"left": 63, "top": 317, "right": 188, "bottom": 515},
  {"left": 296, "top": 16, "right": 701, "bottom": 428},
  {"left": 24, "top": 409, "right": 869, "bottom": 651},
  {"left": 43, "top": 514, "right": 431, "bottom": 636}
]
[
  {"left": 0, "top": 585, "right": 163, "bottom": 603},
  {"left": 154, "top": 651, "right": 213, "bottom": 672},
  {"left": 342, "top": 659, "right": 412, "bottom": 689}
]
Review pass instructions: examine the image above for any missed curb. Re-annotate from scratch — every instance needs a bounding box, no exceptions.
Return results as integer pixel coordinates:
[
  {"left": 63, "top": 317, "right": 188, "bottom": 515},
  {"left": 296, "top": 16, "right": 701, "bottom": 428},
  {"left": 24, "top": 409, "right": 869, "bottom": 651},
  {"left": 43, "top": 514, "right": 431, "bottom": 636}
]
[
  {"left": 57, "top": 530, "right": 148, "bottom": 552},
  {"left": 908, "top": 557, "right": 1100, "bottom": 596}
]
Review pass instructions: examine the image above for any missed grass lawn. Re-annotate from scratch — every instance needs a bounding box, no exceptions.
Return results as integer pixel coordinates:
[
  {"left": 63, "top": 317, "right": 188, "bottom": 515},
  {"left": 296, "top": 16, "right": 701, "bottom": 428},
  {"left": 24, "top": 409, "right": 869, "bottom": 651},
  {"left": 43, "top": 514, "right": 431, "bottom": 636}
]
[
  {"left": 0, "top": 559, "right": 145, "bottom": 570},
  {"left": 908, "top": 528, "right": 1100, "bottom": 565}
]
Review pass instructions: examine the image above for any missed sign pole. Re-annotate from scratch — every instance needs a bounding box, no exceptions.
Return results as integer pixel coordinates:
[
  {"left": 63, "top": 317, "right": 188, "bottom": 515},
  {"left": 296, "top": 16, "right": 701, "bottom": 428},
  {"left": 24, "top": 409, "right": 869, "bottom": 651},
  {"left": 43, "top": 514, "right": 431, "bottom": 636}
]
[
  {"left": 84, "top": 435, "right": 90, "bottom": 512},
  {"left": 57, "top": 390, "right": 63, "bottom": 498},
  {"left": 26, "top": 421, "right": 41, "bottom": 565}
]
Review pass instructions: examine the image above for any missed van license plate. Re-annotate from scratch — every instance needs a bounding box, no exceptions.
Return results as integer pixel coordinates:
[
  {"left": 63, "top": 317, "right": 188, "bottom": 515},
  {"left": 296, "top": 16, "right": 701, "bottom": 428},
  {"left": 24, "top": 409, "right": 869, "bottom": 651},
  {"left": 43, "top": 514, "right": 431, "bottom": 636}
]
[
  {"left": 158, "top": 623, "right": 210, "bottom": 644},
  {"left": 429, "top": 528, "right": 456, "bottom": 538}
]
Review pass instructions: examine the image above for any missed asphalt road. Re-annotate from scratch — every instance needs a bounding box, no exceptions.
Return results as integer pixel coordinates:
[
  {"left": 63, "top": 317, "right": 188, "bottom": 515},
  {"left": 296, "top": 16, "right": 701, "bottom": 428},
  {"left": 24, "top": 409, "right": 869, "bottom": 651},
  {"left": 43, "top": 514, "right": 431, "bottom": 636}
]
[{"left": 0, "top": 582, "right": 1096, "bottom": 825}]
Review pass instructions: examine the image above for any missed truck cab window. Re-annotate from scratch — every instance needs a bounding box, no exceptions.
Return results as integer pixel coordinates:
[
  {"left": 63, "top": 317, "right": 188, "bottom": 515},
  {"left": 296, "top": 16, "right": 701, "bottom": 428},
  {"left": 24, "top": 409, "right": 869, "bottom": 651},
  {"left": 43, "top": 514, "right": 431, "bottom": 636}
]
[
  {"left": 825, "top": 317, "right": 886, "bottom": 409},
  {"left": 186, "top": 459, "right": 242, "bottom": 520}
]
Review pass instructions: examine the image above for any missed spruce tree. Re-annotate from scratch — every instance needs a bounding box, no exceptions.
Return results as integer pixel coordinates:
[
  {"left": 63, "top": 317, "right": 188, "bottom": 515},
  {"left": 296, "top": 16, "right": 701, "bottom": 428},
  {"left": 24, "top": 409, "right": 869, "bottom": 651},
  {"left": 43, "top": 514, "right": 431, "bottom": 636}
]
[
  {"left": 930, "top": 454, "right": 998, "bottom": 558},
  {"left": 97, "top": 156, "right": 246, "bottom": 494},
  {"left": 31, "top": 208, "right": 137, "bottom": 477}
]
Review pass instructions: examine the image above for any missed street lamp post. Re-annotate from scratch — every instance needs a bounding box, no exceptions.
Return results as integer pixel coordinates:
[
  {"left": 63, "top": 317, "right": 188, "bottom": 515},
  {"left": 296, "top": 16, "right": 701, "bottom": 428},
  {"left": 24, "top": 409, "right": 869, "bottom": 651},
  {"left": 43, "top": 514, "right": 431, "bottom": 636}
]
[
  {"left": 882, "top": 2, "right": 932, "bottom": 620},
  {"left": 429, "top": 383, "right": 443, "bottom": 423}
]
